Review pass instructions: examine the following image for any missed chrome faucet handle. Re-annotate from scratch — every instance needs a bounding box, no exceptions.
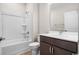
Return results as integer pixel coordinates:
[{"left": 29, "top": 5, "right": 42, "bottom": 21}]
[
  {"left": 2, "top": 37, "right": 5, "bottom": 40},
  {"left": 64, "top": 30, "right": 67, "bottom": 32},
  {"left": 27, "top": 31, "right": 29, "bottom": 34}
]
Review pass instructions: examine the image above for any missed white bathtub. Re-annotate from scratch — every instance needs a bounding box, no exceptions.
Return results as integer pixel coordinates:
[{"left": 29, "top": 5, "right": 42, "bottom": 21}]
[{"left": 0, "top": 39, "right": 32, "bottom": 55}]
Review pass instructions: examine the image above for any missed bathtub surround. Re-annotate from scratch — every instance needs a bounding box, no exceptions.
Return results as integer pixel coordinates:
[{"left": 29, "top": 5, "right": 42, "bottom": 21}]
[
  {"left": 0, "top": 3, "right": 39, "bottom": 41},
  {"left": 0, "top": 3, "right": 37, "bottom": 55},
  {"left": 0, "top": 3, "right": 40, "bottom": 55},
  {"left": 0, "top": 4, "right": 30, "bottom": 40}
]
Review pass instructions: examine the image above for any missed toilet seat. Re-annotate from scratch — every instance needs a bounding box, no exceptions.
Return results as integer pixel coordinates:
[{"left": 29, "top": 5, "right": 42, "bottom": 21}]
[{"left": 29, "top": 42, "right": 40, "bottom": 48}]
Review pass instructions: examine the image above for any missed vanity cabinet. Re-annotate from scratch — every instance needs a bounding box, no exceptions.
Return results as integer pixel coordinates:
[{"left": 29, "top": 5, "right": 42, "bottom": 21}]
[{"left": 40, "top": 35, "right": 78, "bottom": 55}]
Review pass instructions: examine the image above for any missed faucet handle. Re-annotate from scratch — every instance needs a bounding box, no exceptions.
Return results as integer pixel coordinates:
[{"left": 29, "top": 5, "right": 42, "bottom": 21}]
[
  {"left": 2, "top": 37, "right": 5, "bottom": 40},
  {"left": 64, "top": 30, "right": 67, "bottom": 32},
  {"left": 27, "top": 31, "right": 29, "bottom": 34}
]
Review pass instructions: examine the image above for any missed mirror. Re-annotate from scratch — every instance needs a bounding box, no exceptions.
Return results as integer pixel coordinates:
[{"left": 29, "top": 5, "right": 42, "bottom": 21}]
[{"left": 50, "top": 3, "right": 79, "bottom": 32}]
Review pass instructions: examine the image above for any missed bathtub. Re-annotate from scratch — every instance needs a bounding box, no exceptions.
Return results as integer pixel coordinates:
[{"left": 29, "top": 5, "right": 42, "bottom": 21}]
[{"left": 0, "top": 39, "right": 32, "bottom": 55}]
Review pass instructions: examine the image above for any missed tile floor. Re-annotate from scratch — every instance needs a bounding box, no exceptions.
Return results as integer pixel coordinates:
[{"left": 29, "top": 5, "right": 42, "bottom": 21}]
[{"left": 20, "top": 51, "right": 32, "bottom": 55}]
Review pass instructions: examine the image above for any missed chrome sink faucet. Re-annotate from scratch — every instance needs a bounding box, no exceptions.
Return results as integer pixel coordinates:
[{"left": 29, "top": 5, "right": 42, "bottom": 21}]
[
  {"left": 59, "top": 30, "right": 67, "bottom": 35},
  {"left": 59, "top": 30, "right": 63, "bottom": 35}
]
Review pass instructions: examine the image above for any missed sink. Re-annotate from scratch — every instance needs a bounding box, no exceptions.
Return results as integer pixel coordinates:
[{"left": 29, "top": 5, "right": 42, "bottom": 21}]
[
  {"left": 59, "top": 32, "right": 78, "bottom": 37},
  {"left": 48, "top": 31, "right": 60, "bottom": 36}
]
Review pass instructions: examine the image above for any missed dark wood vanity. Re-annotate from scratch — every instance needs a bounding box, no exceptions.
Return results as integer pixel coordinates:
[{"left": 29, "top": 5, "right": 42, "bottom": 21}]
[{"left": 40, "top": 35, "right": 78, "bottom": 55}]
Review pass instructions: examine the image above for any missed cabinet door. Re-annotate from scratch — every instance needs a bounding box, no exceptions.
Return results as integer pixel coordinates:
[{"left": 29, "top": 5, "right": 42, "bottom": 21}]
[
  {"left": 53, "top": 46, "right": 72, "bottom": 55},
  {"left": 40, "top": 42, "right": 51, "bottom": 55}
]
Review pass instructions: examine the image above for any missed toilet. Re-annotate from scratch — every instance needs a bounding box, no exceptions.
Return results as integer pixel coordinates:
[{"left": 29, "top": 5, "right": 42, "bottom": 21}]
[{"left": 29, "top": 36, "right": 40, "bottom": 55}]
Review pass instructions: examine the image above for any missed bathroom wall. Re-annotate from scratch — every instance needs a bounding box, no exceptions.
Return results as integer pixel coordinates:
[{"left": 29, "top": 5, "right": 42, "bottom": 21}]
[
  {"left": 0, "top": 3, "right": 26, "bottom": 16},
  {"left": 39, "top": 3, "right": 50, "bottom": 34},
  {"left": 32, "top": 4, "right": 39, "bottom": 41},
  {"left": 50, "top": 3, "right": 79, "bottom": 31}
]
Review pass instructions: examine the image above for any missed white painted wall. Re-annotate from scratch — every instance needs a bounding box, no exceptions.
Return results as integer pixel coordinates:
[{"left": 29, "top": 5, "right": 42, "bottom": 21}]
[
  {"left": 32, "top": 4, "right": 39, "bottom": 41},
  {"left": 39, "top": 3, "right": 50, "bottom": 34},
  {"left": 0, "top": 3, "right": 26, "bottom": 16},
  {"left": 50, "top": 4, "right": 79, "bottom": 31}
]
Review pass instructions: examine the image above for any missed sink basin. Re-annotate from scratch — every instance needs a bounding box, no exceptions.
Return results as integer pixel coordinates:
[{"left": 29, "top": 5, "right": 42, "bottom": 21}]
[
  {"left": 61, "top": 32, "right": 78, "bottom": 35},
  {"left": 48, "top": 31, "right": 60, "bottom": 36}
]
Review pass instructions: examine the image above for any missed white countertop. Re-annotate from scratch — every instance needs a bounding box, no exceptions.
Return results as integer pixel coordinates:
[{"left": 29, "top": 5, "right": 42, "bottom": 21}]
[{"left": 40, "top": 31, "right": 78, "bottom": 42}]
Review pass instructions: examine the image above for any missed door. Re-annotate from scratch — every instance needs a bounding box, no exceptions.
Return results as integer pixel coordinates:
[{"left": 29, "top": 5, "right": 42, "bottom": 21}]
[
  {"left": 53, "top": 46, "right": 72, "bottom": 55},
  {"left": 40, "top": 42, "right": 51, "bottom": 55}
]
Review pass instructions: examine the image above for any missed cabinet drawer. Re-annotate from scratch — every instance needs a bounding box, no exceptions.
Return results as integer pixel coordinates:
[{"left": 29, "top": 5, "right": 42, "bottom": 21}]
[
  {"left": 40, "top": 35, "right": 51, "bottom": 44},
  {"left": 51, "top": 38, "right": 77, "bottom": 53}
]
